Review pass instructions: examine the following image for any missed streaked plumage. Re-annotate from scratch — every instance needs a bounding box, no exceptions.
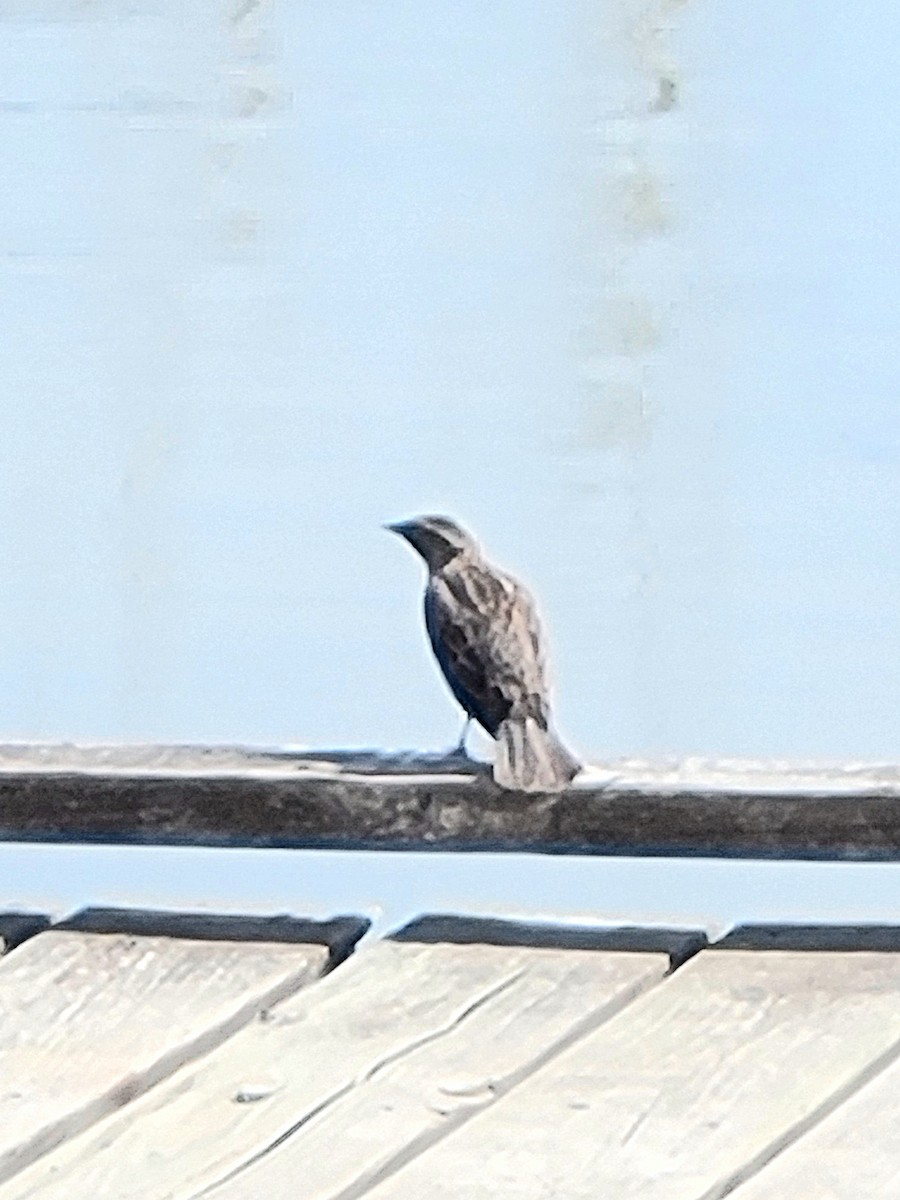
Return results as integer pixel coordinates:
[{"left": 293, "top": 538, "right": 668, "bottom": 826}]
[{"left": 387, "top": 515, "right": 580, "bottom": 792}]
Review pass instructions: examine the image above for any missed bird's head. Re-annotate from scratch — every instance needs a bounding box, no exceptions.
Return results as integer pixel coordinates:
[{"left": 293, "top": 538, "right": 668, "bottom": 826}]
[{"left": 385, "top": 515, "right": 478, "bottom": 570}]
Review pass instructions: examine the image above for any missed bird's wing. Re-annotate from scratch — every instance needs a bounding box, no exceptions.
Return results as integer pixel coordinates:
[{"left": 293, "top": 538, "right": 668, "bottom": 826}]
[{"left": 426, "top": 563, "right": 549, "bottom": 734}]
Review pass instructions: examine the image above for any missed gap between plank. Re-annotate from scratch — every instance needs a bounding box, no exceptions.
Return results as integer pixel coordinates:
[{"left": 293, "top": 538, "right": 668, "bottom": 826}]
[
  {"left": 0, "top": 962, "right": 320, "bottom": 1189},
  {"left": 701, "top": 1029, "right": 900, "bottom": 1200},
  {"left": 186, "top": 968, "right": 527, "bottom": 1199},
  {"left": 199, "top": 949, "right": 696, "bottom": 1200}
]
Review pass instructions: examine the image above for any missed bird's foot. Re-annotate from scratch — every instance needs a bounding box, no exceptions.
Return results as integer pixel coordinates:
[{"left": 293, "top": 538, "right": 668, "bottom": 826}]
[{"left": 445, "top": 718, "right": 473, "bottom": 759}]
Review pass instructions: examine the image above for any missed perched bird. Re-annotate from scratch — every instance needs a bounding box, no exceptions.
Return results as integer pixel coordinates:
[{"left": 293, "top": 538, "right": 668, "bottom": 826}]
[{"left": 386, "top": 515, "right": 580, "bottom": 792}]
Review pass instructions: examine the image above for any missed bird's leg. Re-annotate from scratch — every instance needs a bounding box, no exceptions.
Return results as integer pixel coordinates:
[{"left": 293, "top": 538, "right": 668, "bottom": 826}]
[{"left": 450, "top": 716, "right": 472, "bottom": 758}]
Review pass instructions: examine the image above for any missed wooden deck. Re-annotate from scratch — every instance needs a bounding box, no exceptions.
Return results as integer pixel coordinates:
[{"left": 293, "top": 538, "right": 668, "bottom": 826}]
[
  {"left": 2, "top": 743, "right": 900, "bottom": 859},
  {"left": 0, "top": 908, "right": 896, "bottom": 1198}
]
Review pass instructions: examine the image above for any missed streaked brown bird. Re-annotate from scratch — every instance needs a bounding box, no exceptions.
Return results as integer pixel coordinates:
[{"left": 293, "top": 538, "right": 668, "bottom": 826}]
[{"left": 386, "top": 515, "right": 580, "bottom": 792}]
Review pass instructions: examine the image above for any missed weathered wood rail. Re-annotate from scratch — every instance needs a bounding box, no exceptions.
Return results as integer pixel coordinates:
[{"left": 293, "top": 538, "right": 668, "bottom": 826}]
[{"left": 1, "top": 744, "right": 900, "bottom": 860}]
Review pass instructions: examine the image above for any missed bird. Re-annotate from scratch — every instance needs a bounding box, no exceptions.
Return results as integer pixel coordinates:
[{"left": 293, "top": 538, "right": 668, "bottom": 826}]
[{"left": 386, "top": 515, "right": 580, "bottom": 792}]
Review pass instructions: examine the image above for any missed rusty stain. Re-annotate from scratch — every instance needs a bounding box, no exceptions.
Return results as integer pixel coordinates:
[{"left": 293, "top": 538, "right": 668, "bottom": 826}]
[
  {"left": 653, "top": 75, "right": 678, "bottom": 112},
  {"left": 580, "top": 297, "right": 663, "bottom": 358},
  {"left": 234, "top": 84, "right": 271, "bottom": 119},
  {"left": 632, "top": 0, "right": 690, "bottom": 114},
  {"left": 230, "top": 0, "right": 264, "bottom": 24},
  {"left": 571, "top": 1, "right": 688, "bottom": 455},
  {"left": 202, "top": 0, "right": 281, "bottom": 251},
  {"left": 617, "top": 167, "right": 673, "bottom": 238},
  {"left": 207, "top": 141, "right": 242, "bottom": 181},
  {"left": 577, "top": 381, "right": 654, "bottom": 453},
  {"left": 222, "top": 209, "right": 260, "bottom": 246}
]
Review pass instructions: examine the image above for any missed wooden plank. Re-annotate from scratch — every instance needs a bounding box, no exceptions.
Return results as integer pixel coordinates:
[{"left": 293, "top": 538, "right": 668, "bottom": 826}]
[
  {"left": 0, "top": 923, "right": 680, "bottom": 1200},
  {"left": 353, "top": 946, "right": 900, "bottom": 1200},
  {"left": 391, "top": 914, "right": 705, "bottom": 963},
  {"left": 0, "top": 914, "right": 49, "bottom": 955},
  {"left": 0, "top": 912, "right": 354, "bottom": 1186},
  {"left": 50, "top": 907, "right": 366, "bottom": 958},
  {"left": 729, "top": 1055, "right": 900, "bottom": 1198},
  {"left": 0, "top": 743, "right": 899, "bottom": 859}
]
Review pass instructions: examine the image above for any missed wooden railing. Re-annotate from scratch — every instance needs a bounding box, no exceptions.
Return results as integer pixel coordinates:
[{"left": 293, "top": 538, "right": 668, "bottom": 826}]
[{"left": 0, "top": 744, "right": 898, "bottom": 859}]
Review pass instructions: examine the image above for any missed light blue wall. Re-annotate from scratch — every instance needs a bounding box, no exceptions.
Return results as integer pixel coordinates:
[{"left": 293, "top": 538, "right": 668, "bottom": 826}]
[{"left": 3, "top": 0, "right": 900, "bottom": 763}]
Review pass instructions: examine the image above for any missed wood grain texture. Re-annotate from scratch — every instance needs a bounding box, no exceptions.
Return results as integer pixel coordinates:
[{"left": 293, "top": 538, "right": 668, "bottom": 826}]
[
  {"left": 0, "top": 926, "right": 332, "bottom": 1186},
  {"left": 0, "top": 745, "right": 899, "bottom": 859},
  {"left": 0, "top": 935, "right": 669, "bottom": 1200},
  {"left": 360, "top": 948, "right": 900, "bottom": 1200},
  {"left": 731, "top": 1054, "right": 900, "bottom": 1199}
]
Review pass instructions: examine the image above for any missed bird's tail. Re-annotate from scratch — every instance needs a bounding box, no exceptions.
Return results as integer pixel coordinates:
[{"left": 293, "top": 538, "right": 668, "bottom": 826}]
[{"left": 493, "top": 717, "right": 581, "bottom": 793}]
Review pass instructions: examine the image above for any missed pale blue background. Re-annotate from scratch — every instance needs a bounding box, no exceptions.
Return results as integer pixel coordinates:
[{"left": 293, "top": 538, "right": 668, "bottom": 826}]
[{"left": 2, "top": 1, "right": 900, "bottom": 930}]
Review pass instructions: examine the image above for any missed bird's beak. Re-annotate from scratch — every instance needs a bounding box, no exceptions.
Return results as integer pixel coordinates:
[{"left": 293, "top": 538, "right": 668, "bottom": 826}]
[{"left": 384, "top": 520, "right": 413, "bottom": 539}]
